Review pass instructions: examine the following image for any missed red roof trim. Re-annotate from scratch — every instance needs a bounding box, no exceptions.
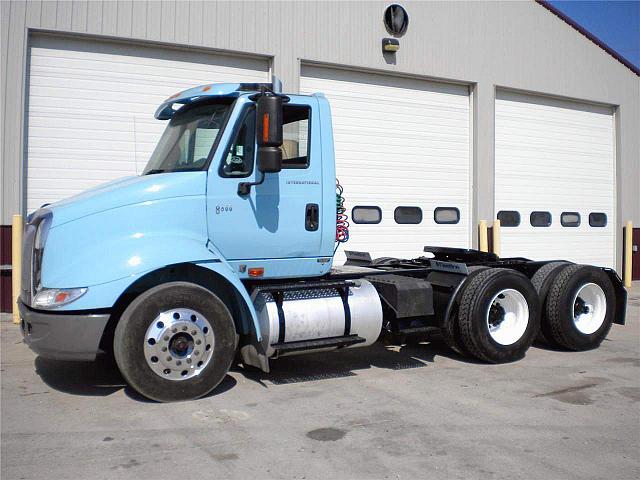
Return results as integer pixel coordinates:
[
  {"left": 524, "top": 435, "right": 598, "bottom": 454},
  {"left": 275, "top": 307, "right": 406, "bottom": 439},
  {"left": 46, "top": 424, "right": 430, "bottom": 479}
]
[{"left": 536, "top": 0, "right": 640, "bottom": 76}]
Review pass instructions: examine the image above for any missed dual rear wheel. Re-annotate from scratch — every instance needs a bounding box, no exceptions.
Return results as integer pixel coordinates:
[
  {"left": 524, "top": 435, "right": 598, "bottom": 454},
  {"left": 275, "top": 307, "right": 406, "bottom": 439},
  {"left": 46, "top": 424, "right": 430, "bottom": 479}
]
[{"left": 445, "top": 264, "right": 616, "bottom": 363}]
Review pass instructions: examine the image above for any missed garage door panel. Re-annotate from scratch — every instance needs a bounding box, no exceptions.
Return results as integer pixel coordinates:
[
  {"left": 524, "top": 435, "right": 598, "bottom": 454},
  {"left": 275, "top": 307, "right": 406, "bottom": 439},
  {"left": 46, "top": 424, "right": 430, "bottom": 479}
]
[
  {"left": 495, "top": 90, "right": 615, "bottom": 269},
  {"left": 301, "top": 66, "right": 471, "bottom": 263},
  {"left": 26, "top": 35, "right": 269, "bottom": 213}
]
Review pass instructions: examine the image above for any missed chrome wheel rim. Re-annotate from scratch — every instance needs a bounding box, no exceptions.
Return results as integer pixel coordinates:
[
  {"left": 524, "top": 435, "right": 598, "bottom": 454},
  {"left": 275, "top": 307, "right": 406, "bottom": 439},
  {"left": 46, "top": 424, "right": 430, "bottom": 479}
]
[
  {"left": 144, "top": 308, "right": 215, "bottom": 381},
  {"left": 572, "top": 283, "right": 606, "bottom": 334},
  {"left": 486, "top": 288, "right": 529, "bottom": 346}
]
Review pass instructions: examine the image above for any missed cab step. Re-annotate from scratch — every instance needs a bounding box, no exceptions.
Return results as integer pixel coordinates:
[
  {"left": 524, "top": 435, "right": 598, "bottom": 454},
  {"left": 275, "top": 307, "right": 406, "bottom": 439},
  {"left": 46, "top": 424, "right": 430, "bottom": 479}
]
[{"left": 271, "top": 334, "right": 365, "bottom": 354}]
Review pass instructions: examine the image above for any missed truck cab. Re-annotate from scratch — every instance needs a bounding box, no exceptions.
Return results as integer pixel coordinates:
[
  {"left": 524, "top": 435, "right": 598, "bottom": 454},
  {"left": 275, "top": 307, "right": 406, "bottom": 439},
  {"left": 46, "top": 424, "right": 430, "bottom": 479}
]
[{"left": 18, "top": 82, "right": 627, "bottom": 402}]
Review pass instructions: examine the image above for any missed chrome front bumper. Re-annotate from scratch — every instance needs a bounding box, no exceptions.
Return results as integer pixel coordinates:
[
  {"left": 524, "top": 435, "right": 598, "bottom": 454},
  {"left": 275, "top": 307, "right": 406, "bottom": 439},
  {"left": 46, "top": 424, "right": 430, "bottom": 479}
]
[{"left": 19, "top": 300, "right": 110, "bottom": 361}]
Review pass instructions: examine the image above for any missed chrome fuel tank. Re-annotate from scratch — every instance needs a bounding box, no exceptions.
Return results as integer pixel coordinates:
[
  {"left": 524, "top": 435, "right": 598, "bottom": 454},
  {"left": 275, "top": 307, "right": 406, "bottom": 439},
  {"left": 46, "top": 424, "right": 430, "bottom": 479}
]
[{"left": 253, "top": 280, "right": 383, "bottom": 357}]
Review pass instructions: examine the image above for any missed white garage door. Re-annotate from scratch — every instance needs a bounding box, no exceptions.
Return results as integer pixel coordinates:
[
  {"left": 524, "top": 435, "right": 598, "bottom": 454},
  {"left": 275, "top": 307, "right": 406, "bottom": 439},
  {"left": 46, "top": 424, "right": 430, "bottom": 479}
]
[
  {"left": 26, "top": 35, "right": 269, "bottom": 213},
  {"left": 495, "top": 90, "right": 615, "bottom": 268},
  {"left": 300, "top": 65, "right": 471, "bottom": 262}
]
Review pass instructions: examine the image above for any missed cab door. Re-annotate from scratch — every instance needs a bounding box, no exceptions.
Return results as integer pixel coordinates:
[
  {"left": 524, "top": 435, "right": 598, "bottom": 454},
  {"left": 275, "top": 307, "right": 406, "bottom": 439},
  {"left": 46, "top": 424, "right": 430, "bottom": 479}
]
[{"left": 207, "top": 95, "right": 324, "bottom": 272}]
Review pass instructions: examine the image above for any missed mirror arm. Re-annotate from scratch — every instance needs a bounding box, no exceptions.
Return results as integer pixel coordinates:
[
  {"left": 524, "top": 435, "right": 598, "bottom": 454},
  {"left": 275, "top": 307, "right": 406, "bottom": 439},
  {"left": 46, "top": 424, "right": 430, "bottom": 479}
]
[{"left": 237, "top": 171, "right": 265, "bottom": 196}]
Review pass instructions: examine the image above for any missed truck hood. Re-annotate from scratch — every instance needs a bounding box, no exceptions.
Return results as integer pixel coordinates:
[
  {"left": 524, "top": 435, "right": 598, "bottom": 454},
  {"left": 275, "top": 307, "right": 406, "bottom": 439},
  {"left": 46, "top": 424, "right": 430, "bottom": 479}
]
[{"left": 44, "top": 171, "right": 208, "bottom": 227}]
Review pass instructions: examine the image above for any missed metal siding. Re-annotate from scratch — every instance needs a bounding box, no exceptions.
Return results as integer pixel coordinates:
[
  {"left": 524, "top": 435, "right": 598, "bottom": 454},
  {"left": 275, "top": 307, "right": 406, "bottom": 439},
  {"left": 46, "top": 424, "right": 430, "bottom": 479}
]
[
  {"left": 71, "top": 0, "right": 88, "bottom": 32},
  {"left": 160, "top": 1, "right": 176, "bottom": 43},
  {"left": 40, "top": 1, "right": 56, "bottom": 29},
  {"left": 101, "top": 0, "right": 118, "bottom": 36},
  {"left": 146, "top": 1, "right": 162, "bottom": 41},
  {"left": 187, "top": 1, "right": 203, "bottom": 46},
  {"left": 3, "top": 0, "right": 27, "bottom": 226},
  {"left": 495, "top": 91, "right": 616, "bottom": 268},
  {"left": 55, "top": 0, "right": 73, "bottom": 31},
  {"left": 131, "top": 0, "right": 147, "bottom": 38},
  {"left": 116, "top": 1, "right": 133, "bottom": 38},
  {"left": 1, "top": 0, "right": 638, "bottom": 273}
]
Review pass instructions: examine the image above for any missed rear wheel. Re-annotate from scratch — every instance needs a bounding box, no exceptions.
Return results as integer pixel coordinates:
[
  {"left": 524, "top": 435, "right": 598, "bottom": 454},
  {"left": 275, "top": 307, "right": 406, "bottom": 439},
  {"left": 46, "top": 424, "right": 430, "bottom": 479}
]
[
  {"left": 114, "top": 282, "right": 237, "bottom": 402},
  {"left": 531, "top": 261, "right": 571, "bottom": 346},
  {"left": 544, "top": 264, "right": 615, "bottom": 351},
  {"left": 457, "top": 268, "right": 540, "bottom": 363},
  {"left": 440, "top": 266, "right": 489, "bottom": 356}
]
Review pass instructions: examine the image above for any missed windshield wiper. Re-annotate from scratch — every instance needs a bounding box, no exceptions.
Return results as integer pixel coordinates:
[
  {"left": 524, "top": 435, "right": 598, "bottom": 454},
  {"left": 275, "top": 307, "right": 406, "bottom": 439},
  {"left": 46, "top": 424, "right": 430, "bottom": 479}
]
[{"left": 145, "top": 169, "right": 166, "bottom": 175}]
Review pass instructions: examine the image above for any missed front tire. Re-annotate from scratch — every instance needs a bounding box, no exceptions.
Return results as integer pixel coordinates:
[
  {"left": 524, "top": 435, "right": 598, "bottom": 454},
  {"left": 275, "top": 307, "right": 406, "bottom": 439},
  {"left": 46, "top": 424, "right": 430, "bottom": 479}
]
[
  {"left": 114, "top": 282, "right": 237, "bottom": 402},
  {"left": 457, "top": 268, "right": 540, "bottom": 363},
  {"left": 544, "top": 264, "right": 615, "bottom": 351}
]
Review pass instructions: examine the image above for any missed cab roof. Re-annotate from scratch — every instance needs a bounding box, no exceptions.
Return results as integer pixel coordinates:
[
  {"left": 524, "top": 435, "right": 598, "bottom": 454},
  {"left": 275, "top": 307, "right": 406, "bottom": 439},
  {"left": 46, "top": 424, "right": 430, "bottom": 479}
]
[{"left": 154, "top": 82, "right": 283, "bottom": 120}]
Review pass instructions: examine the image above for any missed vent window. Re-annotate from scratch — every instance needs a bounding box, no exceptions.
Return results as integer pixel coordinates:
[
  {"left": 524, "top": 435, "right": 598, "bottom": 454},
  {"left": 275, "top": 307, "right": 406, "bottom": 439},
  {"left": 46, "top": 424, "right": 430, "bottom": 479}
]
[
  {"left": 530, "top": 211, "right": 552, "bottom": 227},
  {"left": 561, "top": 212, "right": 581, "bottom": 227},
  {"left": 589, "top": 212, "right": 607, "bottom": 227},
  {"left": 352, "top": 206, "right": 382, "bottom": 224},
  {"left": 434, "top": 207, "right": 460, "bottom": 225},
  {"left": 497, "top": 210, "right": 521, "bottom": 227},
  {"left": 394, "top": 206, "right": 422, "bottom": 224}
]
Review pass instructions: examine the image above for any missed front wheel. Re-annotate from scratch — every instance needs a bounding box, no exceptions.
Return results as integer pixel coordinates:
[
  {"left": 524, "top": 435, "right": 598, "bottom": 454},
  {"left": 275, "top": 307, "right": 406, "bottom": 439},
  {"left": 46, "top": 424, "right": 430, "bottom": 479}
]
[{"left": 114, "top": 282, "right": 237, "bottom": 402}]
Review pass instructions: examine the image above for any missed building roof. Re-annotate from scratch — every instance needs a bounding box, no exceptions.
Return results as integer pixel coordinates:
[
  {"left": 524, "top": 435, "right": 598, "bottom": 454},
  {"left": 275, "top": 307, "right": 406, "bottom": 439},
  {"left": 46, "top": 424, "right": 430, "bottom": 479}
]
[{"left": 536, "top": 0, "right": 640, "bottom": 76}]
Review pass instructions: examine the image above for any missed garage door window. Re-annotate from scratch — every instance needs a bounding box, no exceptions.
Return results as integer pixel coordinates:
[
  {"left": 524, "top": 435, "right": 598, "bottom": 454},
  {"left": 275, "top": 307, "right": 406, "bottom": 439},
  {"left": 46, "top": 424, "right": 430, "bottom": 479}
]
[
  {"left": 589, "top": 212, "right": 607, "bottom": 227},
  {"left": 497, "top": 210, "right": 521, "bottom": 227},
  {"left": 530, "top": 211, "right": 552, "bottom": 227},
  {"left": 561, "top": 212, "right": 581, "bottom": 227},
  {"left": 434, "top": 207, "right": 460, "bottom": 224},
  {"left": 352, "top": 206, "right": 382, "bottom": 224},
  {"left": 394, "top": 207, "right": 422, "bottom": 224},
  {"left": 282, "top": 105, "right": 310, "bottom": 169}
]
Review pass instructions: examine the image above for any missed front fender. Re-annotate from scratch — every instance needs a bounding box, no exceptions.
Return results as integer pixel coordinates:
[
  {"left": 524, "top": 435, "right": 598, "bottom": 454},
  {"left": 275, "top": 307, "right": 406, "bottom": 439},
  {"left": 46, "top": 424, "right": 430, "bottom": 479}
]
[
  {"left": 41, "top": 196, "right": 263, "bottom": 341},
  {"left": 43, "top": 196, "right": 210, "bottom": 288}
]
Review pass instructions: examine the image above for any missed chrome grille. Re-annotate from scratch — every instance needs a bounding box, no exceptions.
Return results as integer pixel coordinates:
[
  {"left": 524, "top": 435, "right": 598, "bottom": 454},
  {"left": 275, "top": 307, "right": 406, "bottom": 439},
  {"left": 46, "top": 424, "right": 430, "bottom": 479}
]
[
  {"left": 20, "top": 209, "right": 52, "bottom": 306},
  {"left": 20, "top": 222, "right": 36, "bottom": 305}
]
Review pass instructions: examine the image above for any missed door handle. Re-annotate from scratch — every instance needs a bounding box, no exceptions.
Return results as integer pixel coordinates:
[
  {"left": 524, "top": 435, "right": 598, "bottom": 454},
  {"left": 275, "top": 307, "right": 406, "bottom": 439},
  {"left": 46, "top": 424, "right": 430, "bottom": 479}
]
[{"left": 305, "top": 203, "right": 319, "bottom": 231}]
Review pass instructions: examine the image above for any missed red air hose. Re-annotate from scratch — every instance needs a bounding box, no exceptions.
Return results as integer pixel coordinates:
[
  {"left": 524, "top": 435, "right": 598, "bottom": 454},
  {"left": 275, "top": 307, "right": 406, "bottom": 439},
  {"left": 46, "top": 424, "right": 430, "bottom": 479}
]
[{"left": 336, "top": 179, "right": 350, "bottom": 244}]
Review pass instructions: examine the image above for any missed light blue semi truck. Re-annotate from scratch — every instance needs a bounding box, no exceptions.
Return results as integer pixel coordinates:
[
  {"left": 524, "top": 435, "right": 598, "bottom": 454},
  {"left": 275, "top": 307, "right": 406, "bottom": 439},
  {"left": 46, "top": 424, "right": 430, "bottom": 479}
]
[{"left": 18, "top": 83, "right": 627, "bottom": 402}]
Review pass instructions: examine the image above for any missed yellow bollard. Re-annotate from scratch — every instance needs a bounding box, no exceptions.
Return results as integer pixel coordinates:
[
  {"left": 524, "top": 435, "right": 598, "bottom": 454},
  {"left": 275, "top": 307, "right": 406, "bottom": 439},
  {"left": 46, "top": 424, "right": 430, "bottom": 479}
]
[
  {"left": 11, "top": 214, "right": 23, "bottom": 324},
  {"left": 492, "top": 219, "right": 501, "bottom": 257},
  {"left": 479, "top": 220, "right": 488, "bottom": 252},
  {"left": 624, "top": 220, "right": 633, "bottom": 288}
]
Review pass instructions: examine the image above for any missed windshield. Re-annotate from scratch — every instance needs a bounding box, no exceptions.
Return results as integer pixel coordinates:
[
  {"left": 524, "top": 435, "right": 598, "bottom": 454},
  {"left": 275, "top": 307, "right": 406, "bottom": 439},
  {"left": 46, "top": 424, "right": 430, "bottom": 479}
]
[{"left": 143, "top": 101, "right": 233, "bottom": 174}]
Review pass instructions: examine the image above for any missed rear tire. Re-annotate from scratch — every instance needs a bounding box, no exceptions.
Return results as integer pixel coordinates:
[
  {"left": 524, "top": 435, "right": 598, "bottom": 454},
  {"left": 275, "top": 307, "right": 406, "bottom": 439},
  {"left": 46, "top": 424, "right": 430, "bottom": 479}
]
[
  {"left": 531, "top": 261, "right": 571, "bottom": 346},
  {"left": 457, "top": 268, "right": 540, "bottom": 363},
  {"left": 114, "top": 282, "right": 237, "bottom": 402},
  {"left": 440, "top": 266, "right": 490, "bottom": 356},
  {"left": 545, "top": 264, "right": 615, "bottom": 351}
]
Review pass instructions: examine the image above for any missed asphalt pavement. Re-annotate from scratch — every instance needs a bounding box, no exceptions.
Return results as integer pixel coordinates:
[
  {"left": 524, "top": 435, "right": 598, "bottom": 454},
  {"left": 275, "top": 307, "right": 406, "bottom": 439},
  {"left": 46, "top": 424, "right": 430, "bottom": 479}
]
[{"left": 1, "top": 283, "right": 639, "bottom": 479}]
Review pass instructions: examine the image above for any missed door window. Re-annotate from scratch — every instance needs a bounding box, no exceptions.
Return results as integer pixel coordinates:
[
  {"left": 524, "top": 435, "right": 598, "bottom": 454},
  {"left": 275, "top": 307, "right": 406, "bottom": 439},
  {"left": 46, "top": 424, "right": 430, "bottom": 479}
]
[
  {"left": 220, "top": 107, "right": 256, "bottom": 177},
  {"left": 282, "top": 105, "right": 311, "bottom": 168}
]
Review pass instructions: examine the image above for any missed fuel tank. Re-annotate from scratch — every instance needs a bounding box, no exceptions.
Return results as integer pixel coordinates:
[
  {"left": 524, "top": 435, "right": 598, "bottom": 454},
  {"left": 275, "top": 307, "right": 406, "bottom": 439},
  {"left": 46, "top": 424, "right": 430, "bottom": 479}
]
[{"left": 253, "top": 280, "right": 383, "bottom": 357}]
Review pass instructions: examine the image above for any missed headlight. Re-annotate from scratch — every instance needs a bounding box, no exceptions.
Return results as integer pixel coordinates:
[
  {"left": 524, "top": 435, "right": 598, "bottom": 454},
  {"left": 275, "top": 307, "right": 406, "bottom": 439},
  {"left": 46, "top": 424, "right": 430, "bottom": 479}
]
[
  {"left": 32, "top": 213, "right": 52, "bottom": 295},
  {"left": 33, "top": 287, "right": 87, "bottom": 309}
]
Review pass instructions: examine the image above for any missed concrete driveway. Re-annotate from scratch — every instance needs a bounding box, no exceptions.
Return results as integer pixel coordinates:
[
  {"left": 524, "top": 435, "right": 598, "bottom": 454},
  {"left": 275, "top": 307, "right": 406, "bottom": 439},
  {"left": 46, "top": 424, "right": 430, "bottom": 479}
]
[{"left": 2, "top": 284, "right": 639, "bottom": 480}]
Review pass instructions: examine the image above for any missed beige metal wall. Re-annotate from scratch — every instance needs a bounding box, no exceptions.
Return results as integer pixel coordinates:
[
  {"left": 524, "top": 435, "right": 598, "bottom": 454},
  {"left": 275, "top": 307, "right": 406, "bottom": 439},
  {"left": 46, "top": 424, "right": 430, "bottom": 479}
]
[{"left": 1, "top": 0, "right": 639, "bottom": 270}]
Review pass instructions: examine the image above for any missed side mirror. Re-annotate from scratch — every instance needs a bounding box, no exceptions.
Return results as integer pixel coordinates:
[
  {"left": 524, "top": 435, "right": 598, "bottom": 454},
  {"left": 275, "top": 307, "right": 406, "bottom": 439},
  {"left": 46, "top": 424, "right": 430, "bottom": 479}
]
[{"left": 256, "top": 93, "right": 283, "bottom": 173}]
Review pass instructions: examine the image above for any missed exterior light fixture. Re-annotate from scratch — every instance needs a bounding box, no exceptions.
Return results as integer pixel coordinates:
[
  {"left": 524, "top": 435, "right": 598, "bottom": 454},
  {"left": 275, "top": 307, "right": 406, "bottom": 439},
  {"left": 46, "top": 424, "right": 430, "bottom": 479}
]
[
  {"left": 381, "top": 4, "right": 408, "bottom": 54},
  {"left": 382, "top": 38, "right": 400, "bottom": 52}
]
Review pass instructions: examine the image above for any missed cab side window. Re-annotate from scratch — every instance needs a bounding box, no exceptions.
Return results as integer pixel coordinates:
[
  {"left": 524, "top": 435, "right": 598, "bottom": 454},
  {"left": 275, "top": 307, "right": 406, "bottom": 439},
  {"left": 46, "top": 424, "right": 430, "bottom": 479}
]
[
  {"left": 221, "top": 108, "right": 256, "bottom": 177},
  {"left": 282, "top": 105, "right": 310, "bottom": 168}
]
